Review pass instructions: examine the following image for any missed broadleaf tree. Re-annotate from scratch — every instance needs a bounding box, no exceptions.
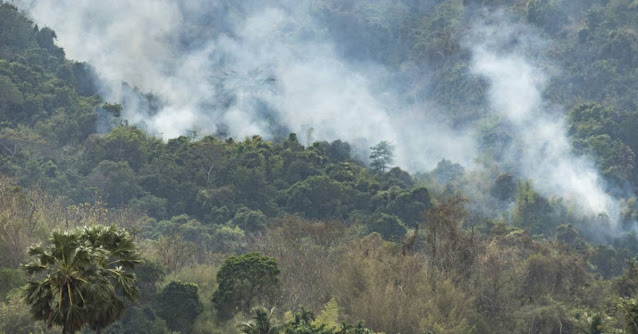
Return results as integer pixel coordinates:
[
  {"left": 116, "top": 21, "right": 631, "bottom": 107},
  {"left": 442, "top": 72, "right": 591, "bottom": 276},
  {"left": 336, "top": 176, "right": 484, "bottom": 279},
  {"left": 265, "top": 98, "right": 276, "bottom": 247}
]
[{"left": 212, "top": 252, "right": 281, "bottom": 320}]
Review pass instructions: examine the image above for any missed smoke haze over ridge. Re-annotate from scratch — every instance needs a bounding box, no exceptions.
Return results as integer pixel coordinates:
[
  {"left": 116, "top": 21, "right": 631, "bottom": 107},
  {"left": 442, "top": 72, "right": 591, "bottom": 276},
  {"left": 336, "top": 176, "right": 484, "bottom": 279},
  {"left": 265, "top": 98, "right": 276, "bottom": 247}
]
[
  {"left": 15, "top": 0, "right": 627, "bottom": 226},
  {"left": 18, "top": 0, "right": 477, "bottom": 172}
]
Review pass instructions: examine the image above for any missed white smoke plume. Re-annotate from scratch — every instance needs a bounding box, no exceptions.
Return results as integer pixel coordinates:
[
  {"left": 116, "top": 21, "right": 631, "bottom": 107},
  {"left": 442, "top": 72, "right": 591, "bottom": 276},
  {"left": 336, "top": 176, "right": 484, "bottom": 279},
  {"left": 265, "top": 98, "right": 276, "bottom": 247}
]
[
  {"left": 468, "top": 12, "right": 619, "bottom": 222},
  {"left": 17, "top": 0, "right": 476, "bottom": 171},
  {"left": 16, "top": 1, "right": 622, "bottom": 224}
]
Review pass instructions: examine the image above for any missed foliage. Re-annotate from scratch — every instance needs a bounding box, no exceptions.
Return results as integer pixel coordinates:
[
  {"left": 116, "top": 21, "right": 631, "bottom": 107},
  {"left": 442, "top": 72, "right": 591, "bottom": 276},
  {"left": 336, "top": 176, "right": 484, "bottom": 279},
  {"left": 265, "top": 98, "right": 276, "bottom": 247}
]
[
  {"left": 431, "top": 159, "right": 465, "bottom": 185},
  {"left": 231, "top": 206, "right": 267, "bottom": 233},
  {"left": 366, "top": 213, "right": 407, "bottom": 242},
  {"left": 0, "top": 290, "right": 55, "bottom": 334},
  {"left": 285, "top": 308, "right": 333, "bottom": 334},
  {"left": 369, "top": 141, "right": 394, "bottom": 174},
  {"left": 22, "top": 225, "right": 141, "bottom": 333},
  {"left": 103, "top": 307, "right": 168, "bottom": 334},
  {"left": 156, "top": 281, "right": 204, "bottom": 333},
  {"left": 212, "top": 252, "right": 281, "bottom": 320},
  {"left": 491, "top": 173, "right": 517, "bottom": 201},
  {"left": 2, "top": 1, "right": 638, "bottom": 333},
  {"left": 513, "top": 181, "right": 564, "bottom": 236},
  {"left": 313, "top": 299, "right": 340, "bottom": 329},
  {"left": 238, "top": 307, "right": 280, "bottom": 334},
  {"left": 620, "top": 298, "right": 638, "bottom": 334},
  {"left": 0, "top": 267, "right": 25, "bottom": 299}
]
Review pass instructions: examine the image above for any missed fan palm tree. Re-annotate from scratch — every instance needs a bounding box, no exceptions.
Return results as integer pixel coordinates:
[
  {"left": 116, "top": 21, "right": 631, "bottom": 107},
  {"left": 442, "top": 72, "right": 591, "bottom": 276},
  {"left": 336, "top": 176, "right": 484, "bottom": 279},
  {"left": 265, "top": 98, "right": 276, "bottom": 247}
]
[
  {"left": 23, "top": 225, "right": 141, "bottom": 334},
  {"left": 238, "top": 307, "right": 280, "bottom": 334}
]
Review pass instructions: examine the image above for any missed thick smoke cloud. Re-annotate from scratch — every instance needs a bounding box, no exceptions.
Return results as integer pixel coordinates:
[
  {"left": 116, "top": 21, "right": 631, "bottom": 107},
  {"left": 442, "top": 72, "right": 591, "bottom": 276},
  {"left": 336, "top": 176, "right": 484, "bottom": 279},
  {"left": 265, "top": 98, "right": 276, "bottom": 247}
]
[
  {"left": 468, "top": 12, "right": 619, "bottom": 222},
  {"left": 17, "top": 1, "right": 622, "bottom": 223},
  {"left": 18, "top": 0, "right": 476, "bottom": 170}
]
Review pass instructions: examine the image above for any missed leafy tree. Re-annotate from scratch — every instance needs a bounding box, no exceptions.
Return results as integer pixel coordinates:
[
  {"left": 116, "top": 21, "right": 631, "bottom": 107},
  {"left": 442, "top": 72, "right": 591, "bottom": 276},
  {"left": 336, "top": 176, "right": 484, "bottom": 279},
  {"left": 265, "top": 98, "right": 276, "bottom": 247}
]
[
  {"left": 213, "top": 252, "right": 281, "bottom": 320},
  {"left": 567, "top": 103, "right": 638, "bottom": 185},
  {"left": 366, "top": 213, "right": 407, "bottom": 243},
  {"left": 0, "top": 267, "right": 25, "bottom": 299},
  {"left": 527, "top": 0, "right": 567, "bottom": 33},
  {"left": 133, "top": 261, "right": 165, "bottom": 304},
  {"left": 327, "top": 140, "right": 352, "bottom": 163},
  {"left": 555, "top": 224, "right": 583, "bottom": 247},
  {"left": 381, "top": 167, "right": 413, "bottom": 189},
  {"left": 0, "top": 74, "right": 23, "bottom": 118},
  {"left": 369, "top": 141, "right": 394, "bottom": 174},
  {"left": 231, "top": 206, "right": 267, "bottom": 233},
  {"left": 313, "top": 298, "right": 340, "bottom": 329},
  {"left": 34, "top": 27, "right": 62, "bottom": 55},
  {"left": 0, "top": 290, "right": 51, "bottom": 334},
  {"left": 282, "top": 175, "right": 351, "bottom": 219},
  {"left": 588, "top": 245, "right": 627, "bottom": 279},
  {"left": 207, "top": 224, "right": 247, "bottom": 254},
  {"left": 285, "top": 159, "right": 316, "bottom": 184},
  {"left": 156, "top": 281, "right": 203, "bottom": 333},
  {"left": 86, "top": 160, "right": 139, "bottom": 207},
  {"left": 192, "top": 135, "right": 227, "bottom": 184},
  {"left": 104, "top": 305, "right": 167, "bottom": 334},
  {"left": 620, "top": 298, "right": 638, "bottom": 334},
  {"left": 386, "top": 187, "right": 431, "bottom": 227},
  {"left": 0, "top": 4, "right": 37, "bottom": 53},
  {"left": 234, "top": 165, "right": 276, "bottom": 214},
  {"left": 582, "top": 134, "right": 635, "bottom": 181},
  {"left": 22, "top": 225, "right": 141, "bottom": 334},
  {"left": 615, "top": 260, "right": 638, "bottom": 297},
  {"left": 431, "top": 159, "right": 464, "bottom": 185},
  {"left": 513, "top": 181, "right": 562, "bottom": 236},
  {"left": 96, "top": 126, "right": 150, "bottom": 170},
  {"left": 102, "top": 103, "right": 123, "bottom": 118},
  {"left": 491, "top": 173, "right": 517, "bottom": 201},
  {"left": 129, "top": 194, "right": 167, "bottom": 219}
]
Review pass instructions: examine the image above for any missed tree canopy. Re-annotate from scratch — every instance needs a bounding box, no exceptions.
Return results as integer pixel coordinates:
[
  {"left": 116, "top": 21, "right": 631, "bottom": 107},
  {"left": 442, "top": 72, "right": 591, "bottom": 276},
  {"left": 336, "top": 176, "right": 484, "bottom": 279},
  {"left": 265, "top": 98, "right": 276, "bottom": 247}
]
[
  {"left": 213, "top": 252, "right": 281, "bottom": 320},
  {"left": 1, "top": 1, "right": 638, "bottom": 333}
]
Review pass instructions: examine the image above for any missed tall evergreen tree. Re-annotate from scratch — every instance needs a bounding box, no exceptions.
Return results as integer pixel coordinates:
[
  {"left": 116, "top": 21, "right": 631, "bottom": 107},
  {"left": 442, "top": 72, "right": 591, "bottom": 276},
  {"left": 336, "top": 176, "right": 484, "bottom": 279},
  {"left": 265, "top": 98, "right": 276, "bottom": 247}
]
[{"left": 369, "top": 141, "right": 394, "bottom": 174}]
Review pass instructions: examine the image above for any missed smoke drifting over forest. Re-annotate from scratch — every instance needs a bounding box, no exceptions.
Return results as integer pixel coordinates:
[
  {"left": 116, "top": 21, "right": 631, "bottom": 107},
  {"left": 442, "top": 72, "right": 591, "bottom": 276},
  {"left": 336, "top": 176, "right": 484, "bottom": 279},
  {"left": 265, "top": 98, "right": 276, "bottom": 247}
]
[
  {"left": 19, "top": 0, "right": 476, "bottom": 169},
  {"left": 17, "top": 0, "right": 626, "bottom": 225},
  {"left": 468, "top": 12, "right": 619, "bottom": 221}
]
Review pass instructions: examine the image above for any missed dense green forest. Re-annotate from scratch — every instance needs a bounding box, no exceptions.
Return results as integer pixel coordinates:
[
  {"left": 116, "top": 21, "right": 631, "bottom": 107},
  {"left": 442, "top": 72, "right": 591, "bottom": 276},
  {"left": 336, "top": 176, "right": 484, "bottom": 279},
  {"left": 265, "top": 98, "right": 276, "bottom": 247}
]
[{"left": 1, "top": 0, "right": 638, "bottom": 333}]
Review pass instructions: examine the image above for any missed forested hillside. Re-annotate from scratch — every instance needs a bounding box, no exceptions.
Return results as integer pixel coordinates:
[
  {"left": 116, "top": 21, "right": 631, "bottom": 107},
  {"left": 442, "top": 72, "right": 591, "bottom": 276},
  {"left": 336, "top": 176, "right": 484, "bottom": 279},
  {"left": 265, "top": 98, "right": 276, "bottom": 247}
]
[{"left": 1, "top": 1, "right": 638, "bottom": 333}]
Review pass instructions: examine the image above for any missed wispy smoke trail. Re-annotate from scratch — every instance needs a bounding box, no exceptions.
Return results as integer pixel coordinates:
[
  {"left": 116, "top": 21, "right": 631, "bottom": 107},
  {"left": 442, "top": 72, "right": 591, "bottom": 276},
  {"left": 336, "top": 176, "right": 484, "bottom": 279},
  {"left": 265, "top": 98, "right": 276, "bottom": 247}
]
[{"left": 468, "top": 12, "right": 619, "bottom": 222}]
